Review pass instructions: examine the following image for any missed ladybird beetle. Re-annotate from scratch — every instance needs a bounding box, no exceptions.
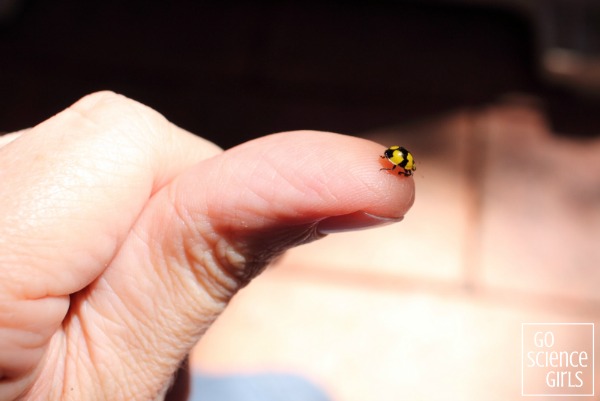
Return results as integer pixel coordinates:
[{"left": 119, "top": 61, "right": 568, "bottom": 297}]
[{"left": 380, "top": 146, "right": 416, "bottom": 176}]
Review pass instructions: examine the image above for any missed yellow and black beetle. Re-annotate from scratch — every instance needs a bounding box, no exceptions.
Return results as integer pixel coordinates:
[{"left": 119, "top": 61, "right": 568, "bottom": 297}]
[{"left": 380, "top": 146, "right": 416, "bottom": 176}]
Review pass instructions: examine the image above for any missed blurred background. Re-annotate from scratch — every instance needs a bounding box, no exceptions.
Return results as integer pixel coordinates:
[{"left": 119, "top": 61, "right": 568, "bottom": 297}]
[{"left": 1, "top": 0, "right": 599, "bottom": 400}]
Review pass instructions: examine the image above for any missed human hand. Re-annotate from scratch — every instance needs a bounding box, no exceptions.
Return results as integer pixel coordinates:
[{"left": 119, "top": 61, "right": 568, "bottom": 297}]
[{"left": 0, "top": 92, "right": 414, "bottom": 400}]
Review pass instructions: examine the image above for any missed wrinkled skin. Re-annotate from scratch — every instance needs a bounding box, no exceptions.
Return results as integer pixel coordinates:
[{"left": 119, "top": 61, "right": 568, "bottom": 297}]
[{"left": 0, "top": 92, "right": 414, "bottom": 400}]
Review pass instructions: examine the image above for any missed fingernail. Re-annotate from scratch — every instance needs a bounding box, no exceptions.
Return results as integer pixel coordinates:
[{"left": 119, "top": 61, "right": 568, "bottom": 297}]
[{"left": 317, "top": 211, "right": 404, "bottom": 234}]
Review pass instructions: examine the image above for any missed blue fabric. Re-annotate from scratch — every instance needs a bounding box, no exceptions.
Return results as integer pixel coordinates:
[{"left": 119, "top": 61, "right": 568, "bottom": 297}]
[{"left": 190, "top": 372, "right": 332, "bottom": 401}]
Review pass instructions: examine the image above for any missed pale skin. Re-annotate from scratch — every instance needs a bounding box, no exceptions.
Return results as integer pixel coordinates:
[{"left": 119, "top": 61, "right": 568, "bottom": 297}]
[{"left": 0, "top": 92, "right": 415, "bottom": 400}]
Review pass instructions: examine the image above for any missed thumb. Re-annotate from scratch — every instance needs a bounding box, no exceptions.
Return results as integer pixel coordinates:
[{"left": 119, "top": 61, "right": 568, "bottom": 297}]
[
  {"left": 135, "top": 130, "right": 414, "bottom": 297},
  {"left": 183, "top": 130, "right": 415, "bottom": 284},
  {"left": 97, "top": 130, "right": 414, "bottom": 380}
]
